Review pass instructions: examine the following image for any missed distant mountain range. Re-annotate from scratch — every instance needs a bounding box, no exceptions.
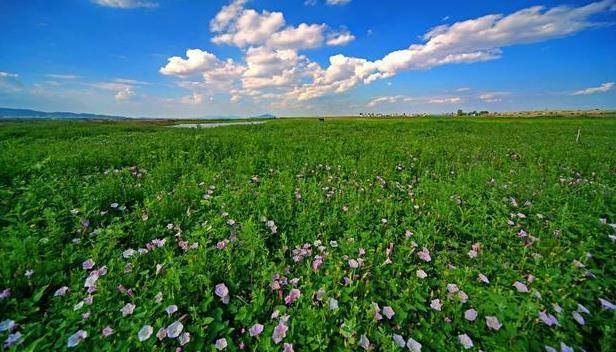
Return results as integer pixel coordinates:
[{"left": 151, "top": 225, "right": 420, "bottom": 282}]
[
  {"left": 0, "top": 107, "right": 127, "bottom": 120},
  {"left": 0, "top": 107, "right": 277, "bottom": 120}
]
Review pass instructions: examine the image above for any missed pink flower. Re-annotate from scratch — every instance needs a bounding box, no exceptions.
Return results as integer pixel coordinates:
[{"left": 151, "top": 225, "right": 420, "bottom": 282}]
[
  {"left": 272, "top": 322, "right": 288, "bottom": 344},
  {"left": 102, "top": 326, "right": 114, "bottom": 337},
  {"left": 216, "top": 240, "right": 228, "bottom": 250},
  {"left": 417, "top": 248, "right": 431, "bottom": 262},
  {"left": 457, "top": 291, "right": 468, "bottom": 303},
  {"left": 215, "top": 283, "right": 230, "bottom": 304},
  {"left": 382, "top": 306, "right": 395, "bottom": 320},
  {"left": 285, "top": 289, "right": 301, "bottom": 305},
  {"left": 67, "top": 330, "right": 87, "bottom": 348},
  {"left": 485, "top": 316, "right": 502, "bottom": 330},
  {"left": 416, "top": 269, "right": 427, "bottom": 279},
  {"left": 156, "top": 328, "right": 167, "bottom": 340},
  {"left": 283, "top": 343, "right": 294, "bottom": 352},
  {"left": 0, "top": 320, "right": 16, "bottom": 332},
  {"left": 165, "top": 304, "right": 178, "bottom": 316},
  {"left": 120, "top": 303, "right": 135, "bottom": 316},
  {"left": 0, "top": 288, "right": 11, "bottom": 300},
  {"left": 571, "top": 311, "right": 584, "bottom": 325},
  {"left": 393, "top": 334, "right": 405, "bottom": 347},
  {"left": 406, "top": 337, "right": 422, "bottom": 352},
  {"left": 430, "top": 299, "right": 442, "bottom": 311},
  {"left": 249, "top": 323, "right": 264, "bottom": 337},
  {"left": 478, "top": 273, "right": 490, "bottom": 284},
  {"left": 179, "top": 332, "right": 191, "bottom": 345},
  {"left": 312, "top": 256, "right": 324, "bottom": 271},
  {"left": 54, "top": 286, "right": 69, "bottom": 297},
  {"left": 4, "top": 332, "right": 22, "bottom": 348},
  {"left": 464, "top": 309, "right": 477, "bottom": 321},
  {"left": 457, "top": 334, "right": 473, "bottom": 349},
  {"left": 599, "top": 298, "right": 616, "bottom": 310},
  {"left": 138, "top": 325, "right": 153, "bottom": 341},
  {"left": 167, "top": 321, "right": 183, "bottom": 338},
  {"left": 82, "top": 259, "right": 95, "bottom": 270},
  {"left": 359, "top": 334, "right": 372, "bottom": 350},
  {"left": 348, "top": 259, "right": 359, "bottom": 268},
  {"left": 513, "top": 281, "right": 529, "bottom": 293},
  {"left": 215, "top": 338, "right": 227, "bottom": 350},
  {"left": 538, "top": 311, "right": 558, "bottom": 326}
]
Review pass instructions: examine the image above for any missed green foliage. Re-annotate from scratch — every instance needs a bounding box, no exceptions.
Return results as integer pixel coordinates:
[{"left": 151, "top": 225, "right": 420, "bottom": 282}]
[{"left": 0, "top": 117, "right": 614, "bottom": 351}]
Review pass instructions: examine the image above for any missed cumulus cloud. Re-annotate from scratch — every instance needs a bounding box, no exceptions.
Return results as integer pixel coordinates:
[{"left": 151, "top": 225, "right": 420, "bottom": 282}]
[
  {"left": 571, "top": 82, "right": 614, "bottom": 95},
  {"left": 287, "top": 0, "right": 615, "bottom": 101},
  {"left": 161, "top": 0, "right": 614, "bottom": 106},
  {"left": 209, "top": 1, "right": 351, "bottom": 50},
  {"left": 268, "top": 23, "right": 326, "bottom": 50},
  {"left": 92, "top": 0, "right": 157, "bottom": 9},
  {"left": 326, "top": 30, "right": 355, "bottom": 46},
  {"left": 160, "top": 49, "right": 223, "bottom": 76}
]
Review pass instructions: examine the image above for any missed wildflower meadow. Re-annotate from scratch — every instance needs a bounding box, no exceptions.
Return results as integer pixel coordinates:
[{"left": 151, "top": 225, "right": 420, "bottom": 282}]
[{"left": 0, "top": 116, "right": 614, "bottom": 351}]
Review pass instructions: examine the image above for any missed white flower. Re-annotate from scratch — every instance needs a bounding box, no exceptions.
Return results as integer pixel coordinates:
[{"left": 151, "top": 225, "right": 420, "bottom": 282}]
[
  {"left": 328, "top": 297, "right": 339, "bottom": 310},
  {"left": 167, "top": 321, "right": 183, "bottom": 338},
  {"left": 485, "top": 316, "right": 502, "bottom": 330},
  {"left": 120, "top": 303, "right": 136, "bottom": 316},
  {"left": 393, "top": 334, "right": 405, "bottom": 347},
  {"left": 464, "top": 309, "right": 478, "bottom": 321},
  {"left": 138, "top": 325, "right": 153, "bottom": 341},
  {"left": 407, "top": 337, "right": 422, "bottom": 352},
  {"left": 416, "top": 269, "right": 427, "bottom": 279},
  {"left": 458, "top": 334, "right": 473, "bottom": 349},
  {"left": 67, "top": 330, "right": 87, "bottom": 348}
]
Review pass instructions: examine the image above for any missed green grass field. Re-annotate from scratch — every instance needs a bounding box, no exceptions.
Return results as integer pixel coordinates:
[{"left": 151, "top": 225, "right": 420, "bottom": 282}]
[{"left": 0, "top": 117, "right": 615, "bottom": 351}]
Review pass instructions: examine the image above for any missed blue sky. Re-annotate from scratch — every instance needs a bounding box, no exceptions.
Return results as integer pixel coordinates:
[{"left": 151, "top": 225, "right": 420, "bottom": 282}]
[{"left": 0, "top": 0, "right": 615, "bottom": 117}]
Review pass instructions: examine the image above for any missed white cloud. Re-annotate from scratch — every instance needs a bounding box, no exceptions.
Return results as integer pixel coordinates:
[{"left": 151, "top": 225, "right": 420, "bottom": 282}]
[
  {"left": 326, "top": 0, "right": 351, "bottom": 5},
  {"left": 115, "top": 86, "right": 135, "bottom": 100},
  {"left": 45, "top": 74, "right": 79, "bottom": 80},
  {"left": 571, "top": 82, "right": 614, "bottom": 95},
  {"left": 326, "top": 30, "right": 356, "bottom": 46},
  {"left": 211, "top": 8, "right": 286, "bottom": 48},
  {"left": 209, "top": 1, "right": 352, "bottom": 50},
  {"left": 242, "top": 47, "right": 308, "bottom": 90},
  {"left": 161, "top": 0, "right": 614, "bottom": 107},
  {"left": 428, "top": 97, "right": 461, "bottom": 104},
  {"left": 89, "top": 81, "right": 138, "bottom": 101},
  {"left": 367, "top": 95, "right": 461, "bottom": 107},
  {"left": 0, "top": 72, "right": 18, "bottom": 78},
  {"left": 268, "top": 23, "right": 326, "bottom": 50},
  {"left": 114, "top": 78, "right": 149, "bottom": 85},
  {"left": 180, "top": 92, "right": 205, "bottom": 105},
  {"left": 160, "top": 49, "right": 223, "bottom": 76},
  {"left": 0, "top": 71, "right": 22, "bottom": 92},
  {"left": 210, "top": 0, "right": 247, "bottom": 32},
  {"left": 92, "top": 0, "right": 157, "bottom": 9},
  {"left": 479, "top": 92, "right": 508, "bottom": 102},
  {"left": 287, "top": 1, "right": 615, "bottom": 101}
]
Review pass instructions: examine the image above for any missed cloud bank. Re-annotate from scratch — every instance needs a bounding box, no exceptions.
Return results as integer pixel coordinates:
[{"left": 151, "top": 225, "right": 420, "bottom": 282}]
[{"left": 156, "top": 0, "right": 613, "bottom": 108}]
